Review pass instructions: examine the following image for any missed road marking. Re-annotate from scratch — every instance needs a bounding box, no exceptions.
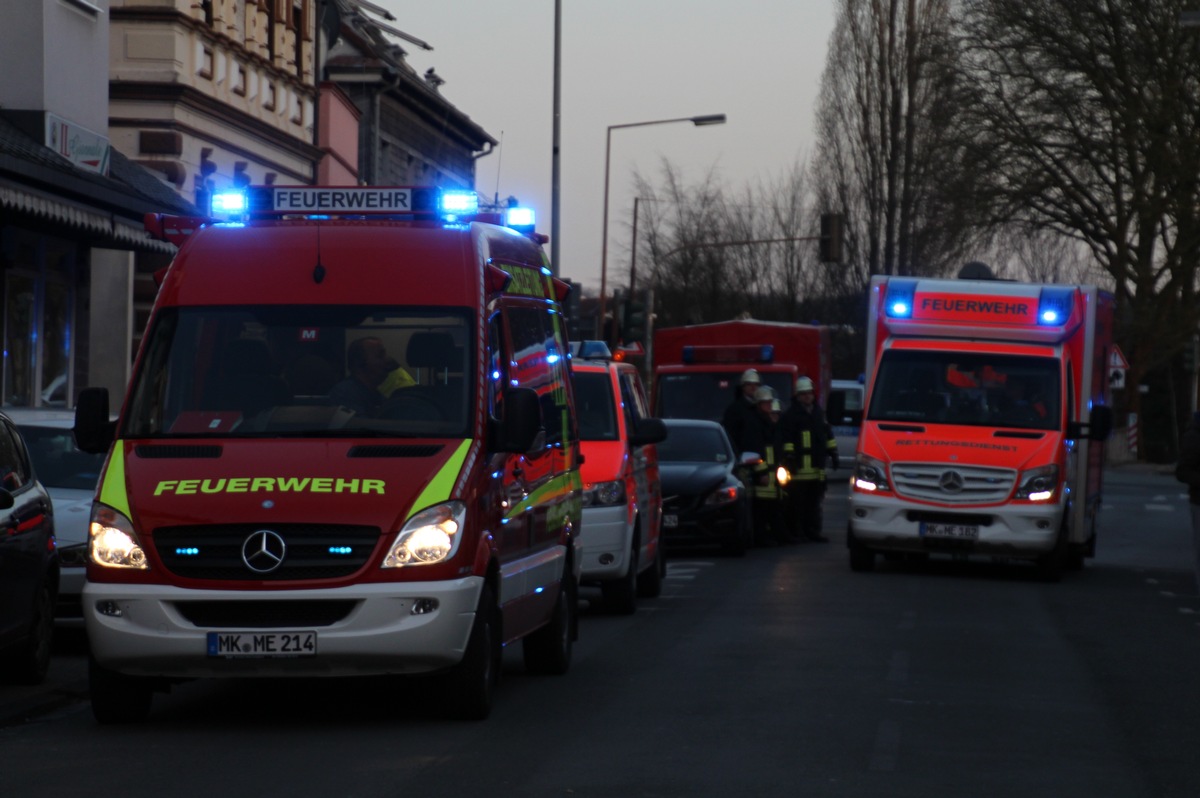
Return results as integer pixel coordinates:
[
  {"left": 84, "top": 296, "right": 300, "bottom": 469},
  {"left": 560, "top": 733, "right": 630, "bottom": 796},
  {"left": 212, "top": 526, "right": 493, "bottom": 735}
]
[
  {"left": 869, "top": 720, "right": 900, "bottom": 772},
  {"left": 1145, "top": 504, "right": 1174, "bottom": 511}
]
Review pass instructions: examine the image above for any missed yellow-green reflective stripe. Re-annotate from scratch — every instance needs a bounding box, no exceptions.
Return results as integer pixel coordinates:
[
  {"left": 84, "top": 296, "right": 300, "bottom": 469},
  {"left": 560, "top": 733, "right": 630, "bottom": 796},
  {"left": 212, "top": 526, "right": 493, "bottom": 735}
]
[
  {"left": 504, "top": 471, "right": 581, "bottom": 520},
  {"left": 98, "top": 443, "right": 131, "bottom": 518},
  {"left": 409, "top": 439, "right": 472, "bottom": 516}
]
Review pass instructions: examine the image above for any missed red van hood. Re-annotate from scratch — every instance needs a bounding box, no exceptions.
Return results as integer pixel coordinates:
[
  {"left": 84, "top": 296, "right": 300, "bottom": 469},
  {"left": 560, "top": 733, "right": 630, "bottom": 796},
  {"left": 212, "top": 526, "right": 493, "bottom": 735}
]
[
  {"left": 580, "top": 440, "right": 625, "bottom": 485},
  {"left": 121, "top": 439, "right": 463, "bottom": 533},
  {"left": 859, "top": 423, "right": 1060, "bottom": 470}
]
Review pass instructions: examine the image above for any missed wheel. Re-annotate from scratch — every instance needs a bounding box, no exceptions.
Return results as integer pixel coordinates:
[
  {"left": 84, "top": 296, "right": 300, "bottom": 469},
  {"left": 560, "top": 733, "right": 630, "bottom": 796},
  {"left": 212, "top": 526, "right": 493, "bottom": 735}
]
[
  {"left": 602, "top": 539, "right": 638, "bottom": 614},
  {"left": 445, "top": 585, "right": 500, "bottom": 721},
  {"left": 89, "top": 657, "right": 154, "bottom": 724},
  {"left": 1035, "top": 523, "right": 1069, "bottom": 582},
  {"left": 848, "top": 527, "right": 876, "bottom": 573},
  {"left": 2, "top": 580, "right": 54, "bottom": 685},
  {"left": 523, "top": 572, "right": 575, "bottom": 675},
  {"left": 637, "top": 541, "right": 664, "bottom": 599}
]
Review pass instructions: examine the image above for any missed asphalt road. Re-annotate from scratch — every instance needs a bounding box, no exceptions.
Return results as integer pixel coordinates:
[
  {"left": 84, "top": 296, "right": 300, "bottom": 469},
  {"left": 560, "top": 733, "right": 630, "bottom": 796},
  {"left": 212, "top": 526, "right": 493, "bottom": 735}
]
[{"left": 2, "top": 465, "right": 1197, "bottom": 798}]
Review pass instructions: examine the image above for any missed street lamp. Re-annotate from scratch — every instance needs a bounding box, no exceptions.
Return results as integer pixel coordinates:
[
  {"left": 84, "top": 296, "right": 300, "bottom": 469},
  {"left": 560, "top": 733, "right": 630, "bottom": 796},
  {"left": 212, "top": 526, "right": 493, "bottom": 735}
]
[{"left": 598, "top": 113, "right": 726, "bottom": 337}]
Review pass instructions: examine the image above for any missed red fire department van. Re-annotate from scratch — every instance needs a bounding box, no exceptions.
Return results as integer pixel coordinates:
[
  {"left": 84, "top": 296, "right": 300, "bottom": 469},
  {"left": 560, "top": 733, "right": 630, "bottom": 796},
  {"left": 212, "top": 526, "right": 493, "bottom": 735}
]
[
  {"left": 848, "top": 276, "right": 1114, "bottom": 579},
  {"left": 74, "top": 186, "right": 583, "bottom": 722},
  {"left": 652, "top": 319, "right": 831, "bottom": 421}
]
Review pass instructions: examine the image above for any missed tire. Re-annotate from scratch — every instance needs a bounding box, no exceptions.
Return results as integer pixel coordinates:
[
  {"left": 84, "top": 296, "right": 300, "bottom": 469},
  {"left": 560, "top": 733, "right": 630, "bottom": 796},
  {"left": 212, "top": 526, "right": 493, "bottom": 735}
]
[
  {"left": 848, "top": 527, "right": 875, "bottom": 573},
  {"left": 1035, "top": 523, "right": 1069, "bottom": 582},
  {"left": 89, "top": 657, "right": 154, "bottom": 724},
  {"left": 445, "top": 586, "right": 500, "bottom": 721},
  {"left": 2, "top": 580, "right": 54, "bottom": 685},
  {"left": 637, "top": 542, "right": 664, "bottom": 599},
  {"left": 602, "top": 540, "right": 638, "bottom": 614},
  {"left": 523, "top": 572, "right": 575, "bottom": 676}
]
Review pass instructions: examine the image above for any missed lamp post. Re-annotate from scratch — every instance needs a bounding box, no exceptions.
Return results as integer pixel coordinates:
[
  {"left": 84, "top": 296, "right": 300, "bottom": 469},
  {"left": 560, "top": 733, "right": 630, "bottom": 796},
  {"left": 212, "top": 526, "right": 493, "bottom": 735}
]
[{"left": 598, "top": 114, "right": 726, "bottom": 336}]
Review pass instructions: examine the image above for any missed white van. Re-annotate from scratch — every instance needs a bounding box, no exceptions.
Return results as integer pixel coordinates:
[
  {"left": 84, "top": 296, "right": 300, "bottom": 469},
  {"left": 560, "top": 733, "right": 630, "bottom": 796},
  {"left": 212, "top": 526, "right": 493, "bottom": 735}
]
[{"left": 827, "top": 379, "right": 865, "bottom": 468}]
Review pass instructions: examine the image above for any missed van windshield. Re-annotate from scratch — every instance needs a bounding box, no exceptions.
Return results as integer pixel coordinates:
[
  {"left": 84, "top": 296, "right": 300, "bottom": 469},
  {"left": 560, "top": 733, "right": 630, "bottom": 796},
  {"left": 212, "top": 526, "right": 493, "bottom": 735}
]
[
  {"left": 572, "top": 371, "right": 618, "bottom": 442},
  {"left": 123, "top": 306, "right": 473, "bottom": 438},
  {"left": 867, "top": 350, "right": 1060, "bottom": 431},
  {"left": 656, "top": 371, "right": 793, "bottom": 422}
]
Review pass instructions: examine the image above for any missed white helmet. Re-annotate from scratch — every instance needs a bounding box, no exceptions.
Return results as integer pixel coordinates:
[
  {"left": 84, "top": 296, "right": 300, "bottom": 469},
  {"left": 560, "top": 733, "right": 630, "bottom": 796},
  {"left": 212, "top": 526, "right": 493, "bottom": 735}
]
[
  {"left": 740, "top": 368, "right": 761, "bottom": 385},
  {"left": 794, "top": 376, "right": 815, "bottom": 394},
  {"left": 753, "top": 386, "right": 774, "bottom": 403},
  {"left": 770, "top": 399, "right": 782, "bottom": 413}
]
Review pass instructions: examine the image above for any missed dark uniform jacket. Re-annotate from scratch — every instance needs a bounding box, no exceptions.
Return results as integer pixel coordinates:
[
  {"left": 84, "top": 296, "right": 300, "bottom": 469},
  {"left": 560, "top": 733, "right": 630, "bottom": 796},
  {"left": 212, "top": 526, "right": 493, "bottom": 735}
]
[
  {"left": 722, "top": 395, "right": 759, "bottom": 455},
  {"left": 780, "top": 401, "right": 836, "bottom": 478}
]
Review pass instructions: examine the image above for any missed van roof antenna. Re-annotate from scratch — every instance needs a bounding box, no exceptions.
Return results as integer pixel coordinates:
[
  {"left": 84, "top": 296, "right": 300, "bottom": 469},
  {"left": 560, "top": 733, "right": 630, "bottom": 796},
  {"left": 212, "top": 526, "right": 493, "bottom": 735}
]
[{"left": 493, "top": 130, "right": 504, "bottom": 206}]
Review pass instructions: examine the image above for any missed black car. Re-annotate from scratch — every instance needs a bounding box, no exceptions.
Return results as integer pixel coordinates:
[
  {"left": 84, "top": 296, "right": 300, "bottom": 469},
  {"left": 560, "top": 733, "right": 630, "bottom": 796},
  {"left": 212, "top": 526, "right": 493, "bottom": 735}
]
[
  {"left": 0, "top": 410, "right": 57, "bottom": 684},
  {"left": 658, "top": 418, "right": 753, "bottom": 555}
]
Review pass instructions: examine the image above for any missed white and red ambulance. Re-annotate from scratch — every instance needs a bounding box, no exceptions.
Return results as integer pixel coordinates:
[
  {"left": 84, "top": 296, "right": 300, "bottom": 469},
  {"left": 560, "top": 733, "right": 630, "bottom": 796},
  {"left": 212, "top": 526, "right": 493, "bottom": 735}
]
[
  {"left": 74, "top": 186, "right": 583, "bottom": 722},
  {"left": 848, "top": 276, "right": 1114, "bottom": 579}
]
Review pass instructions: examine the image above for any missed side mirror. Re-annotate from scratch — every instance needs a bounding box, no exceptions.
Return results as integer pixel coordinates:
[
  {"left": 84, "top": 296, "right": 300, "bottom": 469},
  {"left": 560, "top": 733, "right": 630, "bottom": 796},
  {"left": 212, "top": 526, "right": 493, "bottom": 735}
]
[
  {"left": 74, "top": 387, "right": 117, "bottom": 454},
  {"left": 0, "top": 488, "right": 14, "bottom": 511},
  {"left": 1066, "top": 405, "right": 1113, "bottom": 442},
  {"left": 492, "top": 387, "right": 541, "bottom": 453},
  {"left": 628, "top": 417, "right": 668, "bottom": 447}
]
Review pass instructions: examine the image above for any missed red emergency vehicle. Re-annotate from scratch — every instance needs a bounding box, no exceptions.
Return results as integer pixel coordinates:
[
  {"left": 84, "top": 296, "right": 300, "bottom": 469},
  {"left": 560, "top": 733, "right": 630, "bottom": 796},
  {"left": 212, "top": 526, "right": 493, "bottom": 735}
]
[
  {"left": 74, "top": 186, "right": 583, "bottom": 722},
  {"left": 652, "top": 319, "right": 831, "bottom": 421},
  {"left": 848, "top": 276, "right": 1114, "bottom": 579}
]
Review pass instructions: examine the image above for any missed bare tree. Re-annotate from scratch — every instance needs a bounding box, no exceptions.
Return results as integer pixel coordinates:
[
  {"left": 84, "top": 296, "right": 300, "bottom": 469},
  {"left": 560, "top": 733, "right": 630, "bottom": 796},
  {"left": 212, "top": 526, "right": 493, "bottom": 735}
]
[
  {"left": 957, "top": 0, "right": 1200, "bottom": 443},
  {"left": 812, "top": 0, "right": 980, "bottom": 287}
]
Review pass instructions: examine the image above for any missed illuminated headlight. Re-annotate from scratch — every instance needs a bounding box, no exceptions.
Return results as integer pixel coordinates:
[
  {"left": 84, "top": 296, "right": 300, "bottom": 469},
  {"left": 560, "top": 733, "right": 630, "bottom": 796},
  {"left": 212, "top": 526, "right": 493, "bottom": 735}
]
[
  {"left": 582, "top": 480, "right": 625, "bottom": 508},
  {"left": 704, "top": 485, "right": 739, "bottom": 507},
  {"left": 853, "top": 454, "right": 890, "bottom": 492},
  {"left": 1015, "top": 465, "right": 1058, "bottom": 501},
  {"left": 383, "top": 501, "right": 466, "bottom": 568},
  {"left": 89, "top": 505, "right": 148, "bottom": 570},
  {"left": 776, "top": 466, "right": 791, "bottom": 486}
]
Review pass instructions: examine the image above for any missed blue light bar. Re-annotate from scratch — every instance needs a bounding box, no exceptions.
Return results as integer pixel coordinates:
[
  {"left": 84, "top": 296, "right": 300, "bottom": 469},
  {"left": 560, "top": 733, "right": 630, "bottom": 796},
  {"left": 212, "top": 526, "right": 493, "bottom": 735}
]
[
  {"left": 505, "top": 207, "right": 535, "bottom": 230},
  {"left": 211, "top": 191, "right": 247, "bottom": 215},
  {"left": 1037, "top": 286, "right": 1074, "bottom": 326},
  {"left": 759, "top": 344, "right": 774, "bottom": 363},
  {"left": 439, "top": 190, "right": 480, "bottom": 216},
  {"left": 884, "top": 279, "right": 917, "bottom": 318}
]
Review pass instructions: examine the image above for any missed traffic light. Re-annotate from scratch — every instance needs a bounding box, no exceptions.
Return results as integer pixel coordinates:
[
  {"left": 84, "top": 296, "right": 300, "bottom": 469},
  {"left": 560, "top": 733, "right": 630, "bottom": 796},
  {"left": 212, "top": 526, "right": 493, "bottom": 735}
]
[
  {"left": 621, "top": 295, "right": 649, "bottom": 346},
  {"left": 819, "top": 212, "right": 844, "bottom": 264}
]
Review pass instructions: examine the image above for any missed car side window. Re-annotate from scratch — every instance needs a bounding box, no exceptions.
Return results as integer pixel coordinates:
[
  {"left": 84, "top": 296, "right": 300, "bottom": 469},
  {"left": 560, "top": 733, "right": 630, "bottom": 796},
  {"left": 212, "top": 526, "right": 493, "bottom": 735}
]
[{"left": 0, "top": 420, "right": 32, "bottom": 491}]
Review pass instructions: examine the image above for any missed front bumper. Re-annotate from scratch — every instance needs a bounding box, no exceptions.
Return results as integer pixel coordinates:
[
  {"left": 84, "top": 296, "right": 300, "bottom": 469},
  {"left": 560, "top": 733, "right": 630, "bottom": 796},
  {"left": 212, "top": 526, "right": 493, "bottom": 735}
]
[
  {"left": 83, "top": 576, "right": 484, "bottom": 678},
  {"left": 661, "top": 502, "right": 740, "bottom": 547},
  {"left": 848, "top": 490, "right": 1064, "bottom": 559},
  {"left": 580, "top": 504, "right": 632, "bottom": 582}
]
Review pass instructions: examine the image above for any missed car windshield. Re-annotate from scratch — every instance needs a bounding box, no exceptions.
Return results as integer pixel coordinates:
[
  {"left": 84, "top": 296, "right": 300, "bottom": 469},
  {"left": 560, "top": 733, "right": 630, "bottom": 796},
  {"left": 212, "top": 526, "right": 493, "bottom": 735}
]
[
  {"left": 656, "top": 371, "right": 793, "bottom": 421},
  {"left": 657, "top": 426, "right": 732, "bottom": 464},
  {"left": 123, "top": 306, "right": 473, "bottom": 438},
  {"left": 867, "top": 350, "right": 1061, "bottom": 431},
  {"left": 572, "top": 370, "right": 618, "bottom": 442},
  {"left": 20, "top": 425, "right": 106, "bottom": 490}
]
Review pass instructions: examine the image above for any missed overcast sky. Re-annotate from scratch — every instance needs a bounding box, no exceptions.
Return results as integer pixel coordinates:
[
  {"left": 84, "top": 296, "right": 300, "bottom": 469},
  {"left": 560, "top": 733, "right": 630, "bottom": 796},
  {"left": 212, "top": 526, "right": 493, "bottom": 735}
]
[{"left": 377, "top": 1, "right": 835, "bottom": 294}]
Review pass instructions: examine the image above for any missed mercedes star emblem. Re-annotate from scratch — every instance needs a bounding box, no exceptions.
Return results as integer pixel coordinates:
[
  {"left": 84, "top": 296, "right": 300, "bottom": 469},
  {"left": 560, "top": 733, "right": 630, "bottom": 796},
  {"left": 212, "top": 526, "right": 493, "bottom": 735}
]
[
  {"left": 241, "top": 529, "right": 287, "bottom": 573},
  {"left": 938, "top": 470, "right": 965, "bottom": 493}
]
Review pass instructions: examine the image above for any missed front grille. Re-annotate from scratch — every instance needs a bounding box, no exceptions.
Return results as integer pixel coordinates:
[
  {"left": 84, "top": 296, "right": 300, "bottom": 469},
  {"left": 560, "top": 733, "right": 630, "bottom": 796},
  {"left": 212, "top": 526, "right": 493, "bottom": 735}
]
[
  {"left": 662, "top": 494, "right": 700, "bottom": 513},
  {"left": 173, "top": 600, "right": 357, "bottom": 628},
  {"left": 154, "top": 524, "right": 380, "bottom": 581},
  {"left": 890, "top": 462, "right": 1015, "bottom": 504}
]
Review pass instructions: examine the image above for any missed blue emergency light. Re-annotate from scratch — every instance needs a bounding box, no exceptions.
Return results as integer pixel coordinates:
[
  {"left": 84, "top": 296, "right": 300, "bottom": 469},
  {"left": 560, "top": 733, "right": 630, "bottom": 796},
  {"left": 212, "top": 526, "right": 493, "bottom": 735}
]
[
  {"left": 439, "top": 190, "right": 480, "bottom": 217},
  {"left": 211, "top": 190, "right": 248, "bottom": 216},
  {"left": 883, "top": 279, "right": 917, "bottom": 318},
  {"left": 1036, "top": 286, "right": 1074, "bottom": 326},
  {"left": 505, "top": 206, "right": 535, "bottom": 231}
]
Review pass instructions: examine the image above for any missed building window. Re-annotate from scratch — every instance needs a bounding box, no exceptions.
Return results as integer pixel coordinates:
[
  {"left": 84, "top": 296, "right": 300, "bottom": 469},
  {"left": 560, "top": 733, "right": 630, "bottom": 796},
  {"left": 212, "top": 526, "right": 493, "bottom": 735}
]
[
  {"left": 199, "top": 47, "right": 214, "bottom": 80},
  {"left": 264, "top": 81, "right": 276, "bottom": 111},
  {"left": 233, "top": 63, "right": 247, "bottom": 96}
]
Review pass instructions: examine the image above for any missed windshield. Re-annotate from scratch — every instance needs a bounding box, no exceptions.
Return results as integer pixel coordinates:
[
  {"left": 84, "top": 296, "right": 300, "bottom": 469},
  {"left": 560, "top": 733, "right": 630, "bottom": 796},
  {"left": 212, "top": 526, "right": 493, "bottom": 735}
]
[
  {"left": 572, "top": 371, "right": 618, "bottom": 442},
  {"left": 657, "top": 425, "right": 733, "bottom": 464},
  {"left": 867, "top": 350, "right": 1060, "bottom": 431},
  {"left": 656, "top": 371, "right": 793, "bottom": 421},
  {"left": 20, "top": 425, "right": 106, "bottom": 490},
  {"left": 124, "top": 306, "right": 473, "bottom": 438}
]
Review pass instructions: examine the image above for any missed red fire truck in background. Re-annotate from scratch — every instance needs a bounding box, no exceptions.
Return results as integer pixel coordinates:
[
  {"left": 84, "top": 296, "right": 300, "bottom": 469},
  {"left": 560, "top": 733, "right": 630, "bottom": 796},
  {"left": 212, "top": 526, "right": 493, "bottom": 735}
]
[
  {"left": 652, "top": 319, "right": 832, "bottom": 422},
  {"left": 848, "top": 276, "right": 1114, "bottom": 580}
]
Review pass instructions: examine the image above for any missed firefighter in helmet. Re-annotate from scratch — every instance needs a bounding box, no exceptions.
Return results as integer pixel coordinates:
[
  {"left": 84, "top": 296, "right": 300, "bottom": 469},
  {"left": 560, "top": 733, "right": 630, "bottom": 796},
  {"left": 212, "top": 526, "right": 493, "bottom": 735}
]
[{"left": 780, "top": 376, "right": 838, "bottom": 542}]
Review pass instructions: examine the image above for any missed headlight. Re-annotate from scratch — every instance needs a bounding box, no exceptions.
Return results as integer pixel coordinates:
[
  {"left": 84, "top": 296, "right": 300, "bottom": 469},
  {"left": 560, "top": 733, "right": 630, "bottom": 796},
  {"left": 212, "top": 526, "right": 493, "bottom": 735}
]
[
  {"left": 853, "top": 454, "right": 890, "bottom": 492},
  {"left": 90, "top": 504, "right": 148, "bottom": 570},
  {"left": 704, "top": 485, "right": 739, "bottom": 507},
  {"left": 383, "top": 501, "right": 466, "bottom": 567},
  {"left": 776, "top": 466, "right": 791, "bottom": 486},
  {"left": 582, "top": 480, "right": 625, "bottom": 507},
  {"left": 1015, "top": 464, "right": 1058, "bottom": 501}
]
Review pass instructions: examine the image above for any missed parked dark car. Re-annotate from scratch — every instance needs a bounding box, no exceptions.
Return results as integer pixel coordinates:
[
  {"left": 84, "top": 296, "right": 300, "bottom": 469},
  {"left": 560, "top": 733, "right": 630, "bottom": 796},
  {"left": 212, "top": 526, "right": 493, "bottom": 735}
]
[
  {"left": 0, "top": 410, "right": 57, "bottom": 684},
  {"left": 658, "top": 418, "right": 753, "bottom": 555}
]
